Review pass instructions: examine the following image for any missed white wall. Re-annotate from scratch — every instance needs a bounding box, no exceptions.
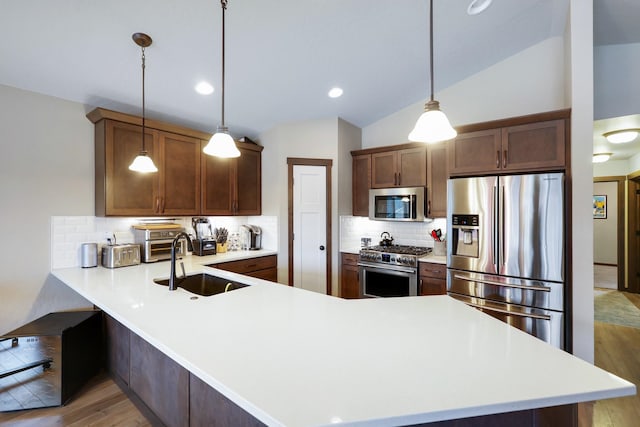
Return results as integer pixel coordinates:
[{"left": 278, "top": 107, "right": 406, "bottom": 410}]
[
  {"left": 569, "top": 0, "right": 594, "bottom": 362},
  {"left": 593, "top": 160, "right": 631, "bottom": 177},
  {"left": 0, "top": 84, "right": 94, "bottom": 335},
  {"left": 595, "top": 42, "right": 640, "bottom": 120},
  {"left": 260, "top": 118, "right": 360, "bottom": 295},
  {"left": 363, "top": 37, "right": 566, "bottom": 148},
  {"left": 593, "top": 182, "right": 618, "bottom": 265}
]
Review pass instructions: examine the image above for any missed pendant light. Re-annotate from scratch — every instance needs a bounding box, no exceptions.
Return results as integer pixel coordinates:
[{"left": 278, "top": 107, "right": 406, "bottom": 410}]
[
  {"left": 203, "top": 0, "right": 241, "bottom": 158},
  {"left": 129, "top": 33, "right": 158, "bottom": 173},
  {"left": 408, "top": 0, "right": 457, "bottom": 143}
]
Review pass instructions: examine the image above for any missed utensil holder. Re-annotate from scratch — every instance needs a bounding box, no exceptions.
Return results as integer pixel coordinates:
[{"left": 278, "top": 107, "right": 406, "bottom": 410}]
[
  {"left": 433, "top": 241, "right": 446, "bottom": 256},
  {"left": 216, "top": 242, "right": 228, "bottom": 253}
]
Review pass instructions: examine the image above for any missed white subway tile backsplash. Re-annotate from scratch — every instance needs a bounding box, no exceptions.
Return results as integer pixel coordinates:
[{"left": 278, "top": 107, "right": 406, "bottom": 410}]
[
  {"left": 51, "top": 215, "right": 279, "bottom": 269},
  {"left": 339, "top": 216, "right": 447, "bottom": 251}
]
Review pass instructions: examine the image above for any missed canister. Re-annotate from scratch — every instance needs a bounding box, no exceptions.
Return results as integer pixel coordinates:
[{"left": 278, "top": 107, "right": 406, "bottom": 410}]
[{"left": 80, "top": 243, "right": 98, "bottom": 268}]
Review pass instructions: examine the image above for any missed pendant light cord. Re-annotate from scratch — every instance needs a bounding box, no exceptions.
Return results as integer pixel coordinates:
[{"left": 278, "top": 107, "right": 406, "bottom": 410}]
[
  {"left": 429, "top": 0, "right": 434, "bottom": 103},
  {"left": 220, "top": 0, "right": 227, "bottom": 128},
  {"left": 141, "top": 45, "right": 147, "bottom": 152}
]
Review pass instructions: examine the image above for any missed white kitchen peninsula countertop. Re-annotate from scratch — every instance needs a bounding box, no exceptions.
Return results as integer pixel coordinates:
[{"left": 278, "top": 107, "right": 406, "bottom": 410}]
[{"left": 52, "top": 254, "right": 634, "bottom": 427}]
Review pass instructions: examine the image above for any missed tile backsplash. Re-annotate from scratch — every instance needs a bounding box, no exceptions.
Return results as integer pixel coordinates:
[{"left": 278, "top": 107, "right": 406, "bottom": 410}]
[
  {"left": 340, "top": 215, "right": 447, "bottom": 251},
  {"left": 51, "top": 215, "right": 278, "bottom": 269}
]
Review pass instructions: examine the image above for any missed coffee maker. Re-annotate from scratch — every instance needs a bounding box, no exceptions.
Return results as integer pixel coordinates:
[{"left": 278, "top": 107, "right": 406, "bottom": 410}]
[{"left": 240, "top": 225, "right": 262, "bottom": 250}]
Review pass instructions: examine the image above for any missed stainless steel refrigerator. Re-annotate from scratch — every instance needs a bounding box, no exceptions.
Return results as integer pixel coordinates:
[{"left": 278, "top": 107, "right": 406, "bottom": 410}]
[{"left": 446, "top": 173, "right": 565, "bottom": 348}]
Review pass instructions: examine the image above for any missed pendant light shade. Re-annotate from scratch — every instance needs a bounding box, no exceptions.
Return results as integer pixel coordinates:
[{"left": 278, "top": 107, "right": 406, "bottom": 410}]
[
  {"left": 203, "top": 0, "right": 240, "bottom": 158},
  {"left": 203, "top": 126, "right": 239, "bottom": 157},
  {"left": 129, "top": 32, "right": 158, "bottom": 173},
  {"left": 409, "top": 0, "right": 457, "bottom": 143}
]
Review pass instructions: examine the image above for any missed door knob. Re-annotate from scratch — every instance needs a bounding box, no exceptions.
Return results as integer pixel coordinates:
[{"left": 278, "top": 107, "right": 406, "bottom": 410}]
[{"left": 319, "top": 245, "right": 325, "bottom": 251}]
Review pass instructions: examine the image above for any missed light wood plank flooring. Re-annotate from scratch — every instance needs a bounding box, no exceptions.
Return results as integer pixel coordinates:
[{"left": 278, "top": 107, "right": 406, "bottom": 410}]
[
  {"left": 590, "top": 291, "right": 640, "bottom": 427},
  {"left": 0, "top": 373, "right": 151, "bottom": 426}
]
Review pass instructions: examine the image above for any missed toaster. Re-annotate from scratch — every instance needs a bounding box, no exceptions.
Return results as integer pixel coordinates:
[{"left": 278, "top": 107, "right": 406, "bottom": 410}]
[{"left": 101, "top": 244, "right": 141, "bottom": 268}]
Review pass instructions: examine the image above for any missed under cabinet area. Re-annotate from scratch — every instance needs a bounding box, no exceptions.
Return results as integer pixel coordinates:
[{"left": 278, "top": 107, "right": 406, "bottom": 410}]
[
  {"left": 87, "top": 108, "right": 262, "bottom": 217},
  {"left": 211, "top": 254, "right": 277, "bottom": 282},
  {"left": 340, "top": 252, "right": 360, "bottom": 299},
  {"left": 419, "top": 262, "right": 447, "bottom": 296}
]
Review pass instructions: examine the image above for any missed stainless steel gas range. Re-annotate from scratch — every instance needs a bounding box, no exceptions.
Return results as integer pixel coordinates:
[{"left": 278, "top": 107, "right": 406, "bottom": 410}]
[{"left": 358, "top": 245, "right": 432, "bottom": 298}]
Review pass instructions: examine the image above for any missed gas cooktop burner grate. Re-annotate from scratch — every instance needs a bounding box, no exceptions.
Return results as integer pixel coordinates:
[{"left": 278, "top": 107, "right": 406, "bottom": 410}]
[{"left": 365, "top": 245, "right": 432, "bottom": 256}]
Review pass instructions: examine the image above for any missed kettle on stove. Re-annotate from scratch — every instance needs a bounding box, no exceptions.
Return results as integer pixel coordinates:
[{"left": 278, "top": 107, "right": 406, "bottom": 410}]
[{"left": 379, "top": 232, "right": 394, "bottom": 247}]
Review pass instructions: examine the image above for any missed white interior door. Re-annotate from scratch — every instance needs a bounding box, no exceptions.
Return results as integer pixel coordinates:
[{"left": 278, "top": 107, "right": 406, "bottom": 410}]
[{"left": 293, "top": 165, "right": 327, "bottom": 293}]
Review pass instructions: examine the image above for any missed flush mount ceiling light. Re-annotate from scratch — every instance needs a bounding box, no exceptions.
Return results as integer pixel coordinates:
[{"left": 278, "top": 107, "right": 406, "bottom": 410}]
[
  {"left": 129, "top": 33, "right": 158, "bottom": 173},
  {"left": 603, "top": 129, "right": 640, "bottom": 144},
  {"left": 467, "top": 0, "right": 492, "bottom": 15},
  {"left": 409, "top": 0, "right": 457, "bottom": 144},
  {"left": 203, "top": 0, "right": 240, "bottom": 158},
  {"left": 328, "top": 87, "right": 343, "bottom": 98},
  {"left": 195, "top": 81, "right": 214, "bottom": 95},
  {"left": 592, "top": 153, "right": 612, "bottom": 163}
]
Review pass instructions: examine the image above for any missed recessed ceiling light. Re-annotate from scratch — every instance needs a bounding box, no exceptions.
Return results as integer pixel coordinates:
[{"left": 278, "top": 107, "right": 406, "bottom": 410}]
[
  {"left": 593, "top": 153, "right": 612, "bottom": 163},
  {"left": 603, "top": 129, "right": 639, "bottom": 144},
  {"left": 467, "top": 0, "right": 492, "bottom": 15},
  {"left": 328, "top": 87, "right": 343, "bottom": 98},
  {"left": 195, "top": 81, "right": 214, "bottom": 95}
]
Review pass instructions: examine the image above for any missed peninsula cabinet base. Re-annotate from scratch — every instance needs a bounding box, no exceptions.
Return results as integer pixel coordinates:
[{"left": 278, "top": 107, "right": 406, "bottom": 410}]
[{"left": 408, "top": 404, "right": 576, "bottom": 427}]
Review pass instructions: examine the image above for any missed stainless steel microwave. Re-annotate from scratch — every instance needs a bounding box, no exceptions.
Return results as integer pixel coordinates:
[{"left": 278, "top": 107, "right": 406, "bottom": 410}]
[{"left": 369, "top": 187, "right": 426, "bottom": 222}]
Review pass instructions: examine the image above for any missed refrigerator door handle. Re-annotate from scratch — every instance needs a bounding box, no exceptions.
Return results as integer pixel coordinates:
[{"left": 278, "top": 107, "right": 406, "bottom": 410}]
[
  {"left": 500, "top": 185, "right": 505, "bottom": 269},
  {"left": 453, "top": 273, "right": 552, "bottom": 292},
  {"left": 492, "top": 185, "right": 498, "bottom": 271},
  {"left": 458, "top": 298, "right": 552, "bottom": 321}
]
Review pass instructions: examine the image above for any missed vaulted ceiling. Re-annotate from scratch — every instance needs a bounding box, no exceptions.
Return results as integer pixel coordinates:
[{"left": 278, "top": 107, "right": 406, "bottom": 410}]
[{"left": 1, "top": 0, "right": 639, "bottom": 159}]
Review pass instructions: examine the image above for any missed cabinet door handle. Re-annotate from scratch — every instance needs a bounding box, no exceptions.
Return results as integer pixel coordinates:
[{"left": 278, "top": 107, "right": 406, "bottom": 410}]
[
  {"left": 397, "top": 172, "right": 401, "bottom": 185},
  {"left": 427, "top": 200, "right": 431, "bottom": 216},
  {"left": 503, "top": 150, "right": 508, "bottom": 168},
  {"left": 496, "top": 150, "right": 500, "bottom": 168},
  {"left": 393, "top": 172, "right": 397, "bottom": 186},
  {"left": 155, "top": 197, "right": 160, "bottom": 213},
  {"left": 161, "top": 197, "right": 165, "bottom": 213}
]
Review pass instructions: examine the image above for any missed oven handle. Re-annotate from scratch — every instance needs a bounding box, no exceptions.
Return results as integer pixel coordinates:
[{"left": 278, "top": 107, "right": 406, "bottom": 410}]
[
  {"left": 357, "top": 262, "right": 417, "bottom": 274},
  {"left": 453, "top": 273, "right": 551, "bottom": 292},
  {"left": 460, "top": 299, "right": 551, "bottom": 321}
]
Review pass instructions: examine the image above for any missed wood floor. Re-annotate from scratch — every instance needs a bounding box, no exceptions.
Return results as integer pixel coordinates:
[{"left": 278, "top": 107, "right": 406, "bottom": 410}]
[
  {"left": 0, "top": 373, "right": 152, "bottom": 426},
  {"left": 589, "top": 291, "right": 640, "bottom": 427}
]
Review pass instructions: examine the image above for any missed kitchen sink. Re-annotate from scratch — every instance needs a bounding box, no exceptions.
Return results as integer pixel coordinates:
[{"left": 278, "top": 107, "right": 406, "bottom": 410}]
[{"left": 154, "top": 273, "right": 249, "bottom": 297}]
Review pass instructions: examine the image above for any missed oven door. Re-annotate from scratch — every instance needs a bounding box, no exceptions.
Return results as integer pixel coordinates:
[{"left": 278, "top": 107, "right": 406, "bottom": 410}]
[{"left": 358, "top": 262, "right": 418, "bottom": 298}]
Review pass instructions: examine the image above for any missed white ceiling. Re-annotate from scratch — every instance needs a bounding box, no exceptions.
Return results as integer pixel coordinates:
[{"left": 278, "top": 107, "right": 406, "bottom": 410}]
[{"left": 1, "top": 0, "right": 639, "bottom": 160}]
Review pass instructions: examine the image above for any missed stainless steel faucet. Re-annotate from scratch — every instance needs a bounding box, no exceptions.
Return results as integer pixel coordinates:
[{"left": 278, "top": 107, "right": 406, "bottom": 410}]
[{"left": 169, "top": 232, "right": 194, "bottom": 291}]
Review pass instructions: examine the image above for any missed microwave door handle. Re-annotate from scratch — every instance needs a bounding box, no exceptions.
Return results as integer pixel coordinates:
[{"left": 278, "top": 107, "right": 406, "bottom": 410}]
[{"left": 500, "top": 185, "right": 505, "bottom": 270}]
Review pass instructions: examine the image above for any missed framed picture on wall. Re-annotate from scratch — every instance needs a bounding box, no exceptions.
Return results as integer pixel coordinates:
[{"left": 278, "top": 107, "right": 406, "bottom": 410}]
[{"left": 593, "top": 195, "right": 607, "bottom": 219}]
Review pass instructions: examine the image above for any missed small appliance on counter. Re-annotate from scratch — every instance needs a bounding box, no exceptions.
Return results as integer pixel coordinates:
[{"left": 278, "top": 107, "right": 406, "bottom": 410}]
[
  {"left": 191, "top": 217, "right": 216, "bottom": 256},
  {"left": 80, "top": 243, "right": 98, "bottom": 268},
  {"left": 240, "top": 224, "right": 262, "bottom": 250},
  {"left": 101, "top": 243, "right": 141, "bottom": 268},
  {"left": 0, "top": 310, "right": 102, "bottom": 411},
  {"left": 132, "top": 223, "right": 186, "bottom": 262}
]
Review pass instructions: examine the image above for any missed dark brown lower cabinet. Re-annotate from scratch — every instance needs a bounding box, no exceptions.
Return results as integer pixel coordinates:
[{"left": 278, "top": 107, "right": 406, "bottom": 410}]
[
  {"left": 211, "top": 255, "right": 278, "bottom": 283},
  {"left": 104, "top": 313, "right": 130, "bottom": 385},
  {"left": 129, "top": 333, "right": 190, "bottom": 427},
  {"left": 190, "top": 374, "right": 265, "bottom": 427}
]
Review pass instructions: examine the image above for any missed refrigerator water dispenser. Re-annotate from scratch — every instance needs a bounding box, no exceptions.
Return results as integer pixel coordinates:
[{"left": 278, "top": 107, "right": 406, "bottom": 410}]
[{"left": 451, "top": 214, "right": 479, "bottom": 258}]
